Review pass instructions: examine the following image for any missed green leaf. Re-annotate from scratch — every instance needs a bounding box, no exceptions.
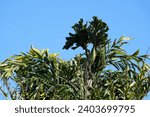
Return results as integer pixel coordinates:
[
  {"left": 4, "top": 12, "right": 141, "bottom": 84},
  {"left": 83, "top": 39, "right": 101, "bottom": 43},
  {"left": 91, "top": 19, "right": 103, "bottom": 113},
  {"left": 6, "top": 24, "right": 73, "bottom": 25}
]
[
  {"left": 130, "top": 82, "right": 136, "bottom": 88},
  {"left": 30, "top": 46, "right": 43, "bottom": 59},
  {"left": 90, "top": 47, "right": 96, "bottom": 64},
  {"left": 132, "top": 49, "right": 140, "bottom": 56},
  {"left": 118, "top": 36, "right": 124, "bottom": 43},
  {"left": 114, "top": 50, "right": 126, "bottom": 55}
]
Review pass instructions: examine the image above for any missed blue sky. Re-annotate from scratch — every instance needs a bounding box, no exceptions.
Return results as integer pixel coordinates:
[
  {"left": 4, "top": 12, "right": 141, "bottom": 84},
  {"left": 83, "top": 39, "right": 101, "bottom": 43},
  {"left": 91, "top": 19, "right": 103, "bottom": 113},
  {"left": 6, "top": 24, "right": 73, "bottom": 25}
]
[{"left": 0, "top": 0, "right": 150, "bottom": 99}]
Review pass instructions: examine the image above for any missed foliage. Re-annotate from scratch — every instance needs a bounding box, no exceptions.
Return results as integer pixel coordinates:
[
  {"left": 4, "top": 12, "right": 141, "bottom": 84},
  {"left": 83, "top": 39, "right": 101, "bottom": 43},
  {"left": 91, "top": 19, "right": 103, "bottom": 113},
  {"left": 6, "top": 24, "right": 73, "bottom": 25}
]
[{"left": 0, "top": 17, "right": 150, "bottom": 100}]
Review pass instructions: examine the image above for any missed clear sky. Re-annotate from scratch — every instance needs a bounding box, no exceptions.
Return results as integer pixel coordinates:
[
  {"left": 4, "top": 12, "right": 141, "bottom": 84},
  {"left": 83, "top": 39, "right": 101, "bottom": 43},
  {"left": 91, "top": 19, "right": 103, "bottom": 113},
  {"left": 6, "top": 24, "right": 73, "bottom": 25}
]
[{"left": 0, "top": 0, "right": 150, "bottom": 100}]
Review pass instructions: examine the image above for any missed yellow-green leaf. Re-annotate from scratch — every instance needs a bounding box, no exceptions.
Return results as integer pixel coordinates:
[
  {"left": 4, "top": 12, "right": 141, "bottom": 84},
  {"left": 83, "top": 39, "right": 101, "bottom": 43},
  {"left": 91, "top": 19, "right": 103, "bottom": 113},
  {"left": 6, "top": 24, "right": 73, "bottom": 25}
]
[
  {"left": 90, "top": 47, "right": 96, "bottom": 64},
  {"left": 132, "top": 49, "right": 140, "bottom": 56}
]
